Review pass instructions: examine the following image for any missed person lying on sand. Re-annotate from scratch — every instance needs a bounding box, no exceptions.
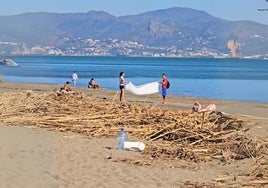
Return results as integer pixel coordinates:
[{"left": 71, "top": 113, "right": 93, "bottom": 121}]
[
  {"left": 192, "top": 102, "right": 217, "bottom": 128},
  {"left": 192, "top": 101, "right": 216, "bottom": 113}
]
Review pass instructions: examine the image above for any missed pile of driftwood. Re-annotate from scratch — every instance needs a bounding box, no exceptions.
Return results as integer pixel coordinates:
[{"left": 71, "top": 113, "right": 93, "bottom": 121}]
[
  {"left": 0, "top": 91, "right": 267, "bottom": 186},
  {"left": 0, "top": 91, "right": 267, "bottom": 162}
]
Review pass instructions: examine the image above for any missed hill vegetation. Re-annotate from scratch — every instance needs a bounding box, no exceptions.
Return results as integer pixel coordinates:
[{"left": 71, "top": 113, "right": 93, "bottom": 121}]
[{"left": 0, "top": 7, "right": 267, "bottom": 58}]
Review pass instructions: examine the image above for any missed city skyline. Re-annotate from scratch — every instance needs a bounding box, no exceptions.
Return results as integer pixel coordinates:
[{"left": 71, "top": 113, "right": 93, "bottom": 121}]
[{"left": 0, "top": 0, "right": 267, "bottom": 25}]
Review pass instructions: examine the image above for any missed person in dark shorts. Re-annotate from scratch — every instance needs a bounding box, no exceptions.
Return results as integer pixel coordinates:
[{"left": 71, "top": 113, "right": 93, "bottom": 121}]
[{"left": 119, "top": 72, "right": 126, "bottom": 102}]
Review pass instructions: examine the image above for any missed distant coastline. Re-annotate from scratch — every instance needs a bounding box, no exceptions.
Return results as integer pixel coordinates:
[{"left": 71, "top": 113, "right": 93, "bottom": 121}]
[
  {"left": 3, "top": 54, "right": 268, "bottom": 60},
  {"left": 0, "top": 7, "right": 268, "bottom": 58}
]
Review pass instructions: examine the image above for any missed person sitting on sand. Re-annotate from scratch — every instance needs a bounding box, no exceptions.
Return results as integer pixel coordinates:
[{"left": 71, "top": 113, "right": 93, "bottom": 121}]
[
  {"left": 192, "top": 102, "right": 216, "bottom": 113},
  {"left": 63, "top": 81, "right": 72, "bottom": 92},
  {"left": 56, "top": 85, "right": 85, "bottom": 98},
  {"left": 88, "top": 78, "right": 101, "bottom": 89},
  {"left": 56, "top": 87, "right": 68, "bottom": 96}
]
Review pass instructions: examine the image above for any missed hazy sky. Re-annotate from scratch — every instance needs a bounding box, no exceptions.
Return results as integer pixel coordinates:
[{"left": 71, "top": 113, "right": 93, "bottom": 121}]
[{"left": 1, "top": 0, "right": 268, "bottom": 25}]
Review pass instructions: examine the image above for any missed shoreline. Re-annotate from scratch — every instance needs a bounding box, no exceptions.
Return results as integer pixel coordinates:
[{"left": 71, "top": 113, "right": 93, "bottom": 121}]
[
  {"left": 2, "top": 78, "right": 268, "bottom": 104},
  {"left": 1, "top": 81, "right": 268, "bottom": 116},
  {"left": 0, "top": 81, "right": 267, "bottom": 138}
]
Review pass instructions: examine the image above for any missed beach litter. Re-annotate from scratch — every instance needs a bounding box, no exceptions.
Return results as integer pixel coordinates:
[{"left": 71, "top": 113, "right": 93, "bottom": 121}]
[
  {"left": 123, "top": 141, "right": 146, "bottom": 151},
  {"left": 0, "top": 91, "right": 267, "bottom": 187}
]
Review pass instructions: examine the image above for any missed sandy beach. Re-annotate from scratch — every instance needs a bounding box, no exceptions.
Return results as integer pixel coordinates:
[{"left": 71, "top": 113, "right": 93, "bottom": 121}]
[{"left": 0, "top": 82, "right": 267, "bottom": 187}]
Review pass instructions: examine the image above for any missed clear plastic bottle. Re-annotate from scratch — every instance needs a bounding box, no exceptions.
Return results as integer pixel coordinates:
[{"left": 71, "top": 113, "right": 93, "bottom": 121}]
[{"left": 117, "top": 128, "right": 128, "bottom": 150}]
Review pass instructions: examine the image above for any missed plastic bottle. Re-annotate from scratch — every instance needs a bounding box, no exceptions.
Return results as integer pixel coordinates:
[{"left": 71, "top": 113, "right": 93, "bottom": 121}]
[{"left": 117, "top": 128, "right": 128, "bottom": 150}]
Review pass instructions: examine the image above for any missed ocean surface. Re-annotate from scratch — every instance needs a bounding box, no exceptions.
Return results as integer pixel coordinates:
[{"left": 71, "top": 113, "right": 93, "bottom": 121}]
[{"left": 1, "top": 56, "right": 268, "bottom": 103}]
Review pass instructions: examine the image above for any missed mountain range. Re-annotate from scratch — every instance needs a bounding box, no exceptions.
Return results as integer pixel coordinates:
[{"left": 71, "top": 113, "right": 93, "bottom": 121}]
[{"left": 0, "top": 7, "right": 267, "bottom": 57}]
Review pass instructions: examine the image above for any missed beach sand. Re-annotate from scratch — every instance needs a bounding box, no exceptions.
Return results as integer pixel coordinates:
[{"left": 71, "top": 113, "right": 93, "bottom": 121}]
[{"left": 0, "top": 82, "right": 267, "bottom": 187}]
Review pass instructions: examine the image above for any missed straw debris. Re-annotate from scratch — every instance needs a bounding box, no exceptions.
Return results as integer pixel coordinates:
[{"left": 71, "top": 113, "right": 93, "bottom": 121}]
[{"left": 0, "top": 91, "right": 267, "bottom": 186}]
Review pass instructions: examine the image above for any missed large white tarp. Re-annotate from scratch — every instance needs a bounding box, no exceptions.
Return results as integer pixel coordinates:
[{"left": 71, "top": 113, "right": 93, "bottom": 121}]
[{"left": 125, "top": 81, "right": 160, "bottom": 95}]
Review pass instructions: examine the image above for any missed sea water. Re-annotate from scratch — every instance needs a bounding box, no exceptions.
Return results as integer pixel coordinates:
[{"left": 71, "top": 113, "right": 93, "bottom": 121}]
[{"left": 0, "top": 56, "right": 268, "bottom": 103}]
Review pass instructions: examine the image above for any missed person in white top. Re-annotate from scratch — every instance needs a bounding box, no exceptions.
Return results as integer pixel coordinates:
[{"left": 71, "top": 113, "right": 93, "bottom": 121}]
[{"left": 72, "top": 71, "right": 78, "bottom": 86}]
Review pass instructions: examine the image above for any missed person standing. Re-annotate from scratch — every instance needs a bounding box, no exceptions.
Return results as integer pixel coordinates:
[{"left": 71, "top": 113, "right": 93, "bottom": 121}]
[
  {"left": 72, "top": 71, "right": 78, "bottom": 86},
  {"left": 119, "top": 72, "right": 126, "bottom": 102},
  {"left": 161, "top": 73, "right": 168, "bottom": 104}
]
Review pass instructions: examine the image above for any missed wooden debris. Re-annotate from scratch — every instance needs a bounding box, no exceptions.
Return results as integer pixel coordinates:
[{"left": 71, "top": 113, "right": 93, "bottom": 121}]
[
  {"left": 0, "top": 92, "right": 266, "bottom": 161},
  {"left": 0, "top": 92, "right": 268, "bottom": 187},
  {"left": 0, "top": 91, "right": 267, "bottom": 187}
]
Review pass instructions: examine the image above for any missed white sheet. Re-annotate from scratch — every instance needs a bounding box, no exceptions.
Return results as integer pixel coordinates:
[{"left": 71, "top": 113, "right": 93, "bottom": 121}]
[{"left": 125, "top": 81, "right": 160, "bottom": 95}]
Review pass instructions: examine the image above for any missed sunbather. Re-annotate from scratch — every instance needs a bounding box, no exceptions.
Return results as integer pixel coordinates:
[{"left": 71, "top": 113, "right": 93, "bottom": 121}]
[{"left": 192, "top": 102, "right": 216, "bottom": 113}]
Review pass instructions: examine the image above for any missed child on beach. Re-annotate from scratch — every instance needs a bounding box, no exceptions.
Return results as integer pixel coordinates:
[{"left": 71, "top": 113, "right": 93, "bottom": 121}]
[{"left": 72, "top": 71, "right": 78, "bottom": 86}]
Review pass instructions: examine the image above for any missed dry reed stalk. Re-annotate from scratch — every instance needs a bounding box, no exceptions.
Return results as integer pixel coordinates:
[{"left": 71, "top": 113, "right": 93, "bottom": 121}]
[{"left": 0, "top": 91, "right": 266, "bottom": 168}]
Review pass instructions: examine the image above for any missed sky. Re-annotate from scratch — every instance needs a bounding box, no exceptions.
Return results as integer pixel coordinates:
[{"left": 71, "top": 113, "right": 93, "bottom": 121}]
[{"left": 0, "top": 0, "right": 268, "bottom": 25}]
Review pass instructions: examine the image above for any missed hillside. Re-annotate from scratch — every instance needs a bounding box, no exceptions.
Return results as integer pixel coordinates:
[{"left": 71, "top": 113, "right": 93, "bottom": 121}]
[{"left": 0, "top": 7, "right": 267, "bottom": 58}]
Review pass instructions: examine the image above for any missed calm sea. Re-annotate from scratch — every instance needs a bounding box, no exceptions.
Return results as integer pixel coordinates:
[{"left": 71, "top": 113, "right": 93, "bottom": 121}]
[{"left": 1, "top": 56, "right": 268, "bottom": 103}]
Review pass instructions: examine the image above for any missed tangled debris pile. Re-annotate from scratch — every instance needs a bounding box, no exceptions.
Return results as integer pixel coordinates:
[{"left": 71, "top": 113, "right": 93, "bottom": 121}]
[
  {"left": 0, "top": 91, "right": 267, "bottom": 160},
  {"left": 0, "top": 91, "right": 267, "bottom": 186}
]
